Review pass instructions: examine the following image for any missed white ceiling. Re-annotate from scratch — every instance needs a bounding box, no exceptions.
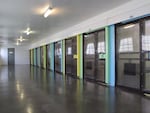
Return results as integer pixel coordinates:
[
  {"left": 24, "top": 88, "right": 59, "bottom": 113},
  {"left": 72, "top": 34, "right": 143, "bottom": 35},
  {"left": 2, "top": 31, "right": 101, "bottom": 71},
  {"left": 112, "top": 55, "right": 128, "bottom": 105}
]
[{"left": 0, "top": 0, "right": 131, "bottom": 46}]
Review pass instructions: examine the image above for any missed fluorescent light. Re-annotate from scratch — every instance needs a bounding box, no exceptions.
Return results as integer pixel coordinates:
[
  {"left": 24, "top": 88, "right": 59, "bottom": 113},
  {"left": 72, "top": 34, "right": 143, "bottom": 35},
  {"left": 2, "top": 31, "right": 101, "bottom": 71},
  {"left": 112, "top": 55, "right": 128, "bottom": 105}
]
[
  {"left": 27, "top": 27, "right": 30, "bottom": 31},
  {"left": 124, "top": 24, "right": 135, "bottom": 29},
  {"left": 44, "top": 7, "right": 53, "bottom": 18},
  {"left": 26, "top": 31, "right": 30, "bottom": 35},
  {"left": 16, "top": 41, "right": 19, "bottom": 45},
  {"left": 23, "top": 27, "right": 34, "bottom": 35},
  {"left": 17, "top": 36, "right": 25, "bottom": 42}
]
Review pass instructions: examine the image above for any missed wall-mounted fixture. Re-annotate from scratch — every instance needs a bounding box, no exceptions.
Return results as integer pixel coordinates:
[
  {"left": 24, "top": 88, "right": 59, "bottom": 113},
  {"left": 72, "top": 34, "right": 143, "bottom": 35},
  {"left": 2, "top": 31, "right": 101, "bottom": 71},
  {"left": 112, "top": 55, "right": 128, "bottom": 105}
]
[{"left": 44, "top": 7, "right": 53, "bottom": 18}]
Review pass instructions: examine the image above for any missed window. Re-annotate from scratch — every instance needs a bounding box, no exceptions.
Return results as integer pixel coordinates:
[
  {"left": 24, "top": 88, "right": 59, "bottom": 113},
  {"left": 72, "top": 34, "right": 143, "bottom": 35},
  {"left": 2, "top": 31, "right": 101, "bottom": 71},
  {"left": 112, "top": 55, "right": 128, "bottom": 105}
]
[
  {"left": 119, "top": 38, "right": 133, "bottom": 52},
  {"left": 55, "top": 48, "right": 62, "bottom": 56},
  {"left": 67, "top": 47, "right": 72, "bottom": 55},
  {"left": 142, "top": 36, "right": 150, "bottom": 51},
  {"left": 86, "top": 43, "right": 95, "bottom": 55},
  {"left": 98, "top": 42, "right": 105, "bottom": 53}
]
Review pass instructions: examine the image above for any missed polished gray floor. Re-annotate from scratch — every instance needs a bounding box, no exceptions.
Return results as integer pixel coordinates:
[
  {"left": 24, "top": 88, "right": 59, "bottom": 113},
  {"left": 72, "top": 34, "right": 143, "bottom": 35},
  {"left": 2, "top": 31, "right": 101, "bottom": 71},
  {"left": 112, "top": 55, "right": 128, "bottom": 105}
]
[{"left": 0, "top": 65, "right": 150, "bottom": 113}]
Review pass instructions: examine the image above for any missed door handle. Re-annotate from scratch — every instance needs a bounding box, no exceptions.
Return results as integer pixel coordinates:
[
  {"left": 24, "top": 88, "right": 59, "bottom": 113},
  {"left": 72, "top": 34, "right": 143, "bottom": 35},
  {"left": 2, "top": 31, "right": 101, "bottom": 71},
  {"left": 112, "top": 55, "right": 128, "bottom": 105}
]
[
  {"left": 99, "top": 53, "right": 106, "bottom": 59},
  {"left": 73, "top": 54, "right": 78, "bottom": 59}
]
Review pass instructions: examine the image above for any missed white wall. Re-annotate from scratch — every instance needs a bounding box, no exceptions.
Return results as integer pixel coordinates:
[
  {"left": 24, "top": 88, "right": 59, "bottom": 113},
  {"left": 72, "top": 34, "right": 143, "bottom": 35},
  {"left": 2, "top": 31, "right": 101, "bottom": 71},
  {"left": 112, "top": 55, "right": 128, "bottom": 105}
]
[
  {"left": 0, "top": 45, "right": 29, "bottom": 65},
  {"left": 29, "top": 0, "right": 150, "bottom": 49}
]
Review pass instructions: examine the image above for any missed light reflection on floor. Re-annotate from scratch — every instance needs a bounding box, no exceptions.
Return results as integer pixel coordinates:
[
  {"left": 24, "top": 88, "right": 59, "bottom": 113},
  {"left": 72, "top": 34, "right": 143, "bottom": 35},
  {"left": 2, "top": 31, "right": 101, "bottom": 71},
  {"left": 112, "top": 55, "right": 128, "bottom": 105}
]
[{"left": 0, "top": 65, "right": 149, "bottom": 113}]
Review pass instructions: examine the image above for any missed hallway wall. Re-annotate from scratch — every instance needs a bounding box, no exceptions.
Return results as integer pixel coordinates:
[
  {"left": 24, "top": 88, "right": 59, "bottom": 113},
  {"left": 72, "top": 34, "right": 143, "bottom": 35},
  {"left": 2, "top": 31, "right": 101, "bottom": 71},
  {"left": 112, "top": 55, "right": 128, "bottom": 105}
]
[{"left": 0, "top": 45, "right": 29, "bottom": 65}]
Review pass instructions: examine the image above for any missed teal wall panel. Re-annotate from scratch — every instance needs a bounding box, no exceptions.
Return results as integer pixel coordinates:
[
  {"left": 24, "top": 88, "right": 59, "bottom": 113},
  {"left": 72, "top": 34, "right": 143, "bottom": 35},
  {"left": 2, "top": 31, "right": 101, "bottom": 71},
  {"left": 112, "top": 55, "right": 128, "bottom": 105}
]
[
  {"left": 60, "top": 40, "right": 63, "bottom": 73},
  {"left": 50, "top": 43, "right": 54, "bottom": 70},
  {"left": 105, "top": 25, "right": 115, "bottom": 86}
]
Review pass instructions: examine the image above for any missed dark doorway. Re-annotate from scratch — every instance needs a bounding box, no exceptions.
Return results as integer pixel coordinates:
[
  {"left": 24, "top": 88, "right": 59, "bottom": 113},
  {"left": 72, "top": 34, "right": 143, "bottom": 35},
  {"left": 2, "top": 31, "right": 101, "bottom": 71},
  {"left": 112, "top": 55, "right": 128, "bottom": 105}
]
[
  {"left": 65, "top": 36, "right": 77, "bottom": 77},
  {"left": 46, "top": 44, "right": 51, "bottom": 70},
  {"left": 83, "top": 29, "right": 105, "bottom": 83},
  {"left": 8, "top": 48, "right": 15, "bottom": 65},
  {"left": 35, "top": 48, "right": 38, "bottom": 66},
  {"left": 54, "top": 41, "right": 62, "bottom": 73},
  {"left": 40, "top": 47, "right": 44, "bottom": 68}
]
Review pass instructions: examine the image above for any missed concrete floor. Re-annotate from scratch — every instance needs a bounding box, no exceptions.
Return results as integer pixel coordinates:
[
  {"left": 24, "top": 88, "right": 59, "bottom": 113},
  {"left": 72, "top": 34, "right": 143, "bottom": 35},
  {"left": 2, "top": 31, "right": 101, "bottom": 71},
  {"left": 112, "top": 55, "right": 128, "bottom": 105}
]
[{"left": 0, "top": 65, "right": 150, "bottom": 113}]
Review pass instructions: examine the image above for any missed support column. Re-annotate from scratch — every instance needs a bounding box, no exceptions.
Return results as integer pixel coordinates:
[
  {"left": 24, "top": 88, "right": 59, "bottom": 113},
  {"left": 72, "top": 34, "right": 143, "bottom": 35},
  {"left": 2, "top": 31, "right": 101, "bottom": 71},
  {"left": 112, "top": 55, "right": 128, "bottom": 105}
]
[
  {"left": 62, "top": 40, "right": 66, "bottom": 75},
  {"left": 105, "top": 25, "right": 115, "bottom": 86},
  {"left": 43, "top": 45, "right": 47, "bottom": 69},
  {"left": 50, "top": 43, "right": 54, "bottom": 71},
  {"left": 77, "top": 34, "right": 83, "bottom": 79},
  {"left": 37, "top": 47, "right": 41, "bottom": 67},
  {"left": 31, "top": 49, "right": 33, "bottom": 65}
]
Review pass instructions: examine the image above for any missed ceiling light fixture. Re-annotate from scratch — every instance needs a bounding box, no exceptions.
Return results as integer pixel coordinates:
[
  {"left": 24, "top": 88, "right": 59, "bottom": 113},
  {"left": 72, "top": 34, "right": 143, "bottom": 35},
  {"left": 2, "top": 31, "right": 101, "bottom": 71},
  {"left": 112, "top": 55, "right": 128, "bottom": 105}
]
[
  {"left": 23, "top": 27, "right": 33, "bottom": 35},
  {"left": 17, "top": 36, "right": 25, "bottom": 42},
  {"left": 26, "top": 27, "right": 31, "bottom": 35},
  {"left": 124, "top": 24, "right": 135, "bottom": 29},
  {"left": 16, "top": 41, "right": 19, "bottom": 46},
  {"left": 44, "top": 7, "right": 53, "bottom": 18}
]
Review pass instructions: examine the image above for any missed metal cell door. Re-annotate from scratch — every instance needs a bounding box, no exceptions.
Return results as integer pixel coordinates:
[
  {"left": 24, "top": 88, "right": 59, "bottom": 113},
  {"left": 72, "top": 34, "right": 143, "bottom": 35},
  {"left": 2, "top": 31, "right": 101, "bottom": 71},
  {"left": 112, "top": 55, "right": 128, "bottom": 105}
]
[
  {"left": 40, "top": 47, "right": 44, "bottom": 68},
  {"left": 46, "top": 45, "right": 51, "bottom": 70},
  {"left": 83, "top": 30, "right": 105, "bottom": 82},
  {"left": 142, "top": 19, "right": 150, "bottom": 93},
  {"left": 96, "top": 30, "right": 105, "bottom": 82},
  {"left": 116, "top": 22, "right": 140, "bottom": 89},
  {"left": 54, "top": 41, "right": 62, "bottom": 73},
  {"left": 83, "top": 33, "right": 96, "bottom": 80},
  {"left": 65, "top": 36, "right": 77, "bottom": 77},
  {"left": 8, "top": 48, "right": 15, "bottom": 65}
]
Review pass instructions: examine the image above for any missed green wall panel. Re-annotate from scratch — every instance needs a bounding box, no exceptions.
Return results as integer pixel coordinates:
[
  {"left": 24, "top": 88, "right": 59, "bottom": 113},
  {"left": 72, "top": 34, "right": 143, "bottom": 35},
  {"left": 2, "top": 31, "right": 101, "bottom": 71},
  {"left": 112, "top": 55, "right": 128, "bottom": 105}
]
[
  {"left": 77, "top": 34, "right": 83, "bottom": 79},
  {"left": 62, "top": 40, "right": 65, "bottom": 75},
  {"left": 31, "top": 49, "right": 34, "bottom": 65},
  {"left": 37, "top": 47, "right": 41, "bottom": 67}
]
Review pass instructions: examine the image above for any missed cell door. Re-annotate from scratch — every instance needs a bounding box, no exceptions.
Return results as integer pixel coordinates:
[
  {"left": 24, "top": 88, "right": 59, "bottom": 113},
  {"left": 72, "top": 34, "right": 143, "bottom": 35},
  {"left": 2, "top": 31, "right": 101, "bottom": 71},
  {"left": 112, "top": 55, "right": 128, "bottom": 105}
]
[
  {"left": 46, "top": 45, "right": 51, "bottom": 70},
  {"left": 142, "top": 19, "right": 150, "bottom": 93},
  {"left": 116, "top": 22, "right": 141, "bottom": 89},
  {"left": 36, "top": 48, "right": 38, "bottom": 66},
  {"left": 8, "top": 48, "right": 15, "bottom": 65},
  {"left": 54, "top": 41, "right": 62, "bottom": 73},
  {"left": 83, "top": 30, "right": 105, "bottom": 82},
  {"left": 65, "top": 37, "right": 77, "bottom": 77},
  {"left": 30, "top": 50, "right": 31, "bottom": 65},
  {"left": 34, "top": 49, "right": 37, "bottom": 66},
  {"left": 40, "top": 47, "right": 44, "bottom": 68},
  {"left": 37, "top": 47, "right": 41, "bottom": 67},
  {"left": 96, "top": 30, "right": 105, "bottom": 82}
]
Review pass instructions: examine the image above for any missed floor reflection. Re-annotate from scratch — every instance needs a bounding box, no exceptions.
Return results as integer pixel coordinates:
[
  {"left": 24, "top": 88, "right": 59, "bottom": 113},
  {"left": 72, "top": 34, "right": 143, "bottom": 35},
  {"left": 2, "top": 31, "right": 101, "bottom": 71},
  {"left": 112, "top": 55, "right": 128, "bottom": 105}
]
[
  {"left": 0, "top": 65, "right": 149, "bottom": 113},
  {"left": 8, "top": 65, "right": 15, "bottom": 81}
]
